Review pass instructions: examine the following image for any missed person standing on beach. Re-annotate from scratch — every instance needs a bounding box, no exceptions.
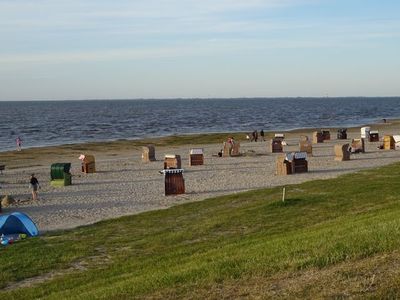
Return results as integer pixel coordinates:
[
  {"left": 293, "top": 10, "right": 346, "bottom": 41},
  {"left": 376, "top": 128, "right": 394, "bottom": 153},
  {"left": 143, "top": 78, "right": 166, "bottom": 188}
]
[
  {"left": 16, "top": 136, "right": 22, "bottom": 151},
  {"left": 260, "top": 129, "right": 265, "bottom": 141},
  {"left": 251, "top": 130, "right": 256, "bottom": 142},
  {"left": 227, "top": 137, "right": 235, "bottom": 155},
  {"left": 29, "top": 174, "right": 40, "bottom": 201}
]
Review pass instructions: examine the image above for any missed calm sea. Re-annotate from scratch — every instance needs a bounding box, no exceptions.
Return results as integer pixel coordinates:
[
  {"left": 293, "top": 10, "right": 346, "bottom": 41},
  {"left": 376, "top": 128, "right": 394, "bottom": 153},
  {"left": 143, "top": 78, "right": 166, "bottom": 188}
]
[{"left": 0, "top": 97, "right": 399, "bottom": 151}]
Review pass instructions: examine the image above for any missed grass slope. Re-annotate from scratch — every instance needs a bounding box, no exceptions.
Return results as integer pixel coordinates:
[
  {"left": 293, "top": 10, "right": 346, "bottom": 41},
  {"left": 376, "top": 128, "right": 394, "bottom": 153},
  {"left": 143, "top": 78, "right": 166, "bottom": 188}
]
[{"left": 1, "top": 163, "right": 400, "bottom": 298}]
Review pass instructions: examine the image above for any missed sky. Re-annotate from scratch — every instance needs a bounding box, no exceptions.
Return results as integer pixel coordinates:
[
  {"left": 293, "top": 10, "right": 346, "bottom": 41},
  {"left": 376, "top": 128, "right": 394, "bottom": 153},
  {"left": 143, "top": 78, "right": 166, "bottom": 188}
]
[{"left": 0, "top": 0, "right": 399, "bottom": 100}]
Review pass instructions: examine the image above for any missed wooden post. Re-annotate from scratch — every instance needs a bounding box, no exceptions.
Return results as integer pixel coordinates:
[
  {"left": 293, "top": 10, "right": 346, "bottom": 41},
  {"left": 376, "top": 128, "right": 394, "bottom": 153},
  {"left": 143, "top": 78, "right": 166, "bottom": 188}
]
[{"left": 282, "top": 187, "right": 286, "bottom": 202}]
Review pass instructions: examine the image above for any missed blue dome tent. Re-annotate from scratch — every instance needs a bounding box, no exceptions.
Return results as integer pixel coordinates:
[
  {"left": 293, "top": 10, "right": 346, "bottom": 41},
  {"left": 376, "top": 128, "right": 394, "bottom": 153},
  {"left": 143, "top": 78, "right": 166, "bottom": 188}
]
[{"left": 0, "top": 212, "right": 39, "bottom": 236}]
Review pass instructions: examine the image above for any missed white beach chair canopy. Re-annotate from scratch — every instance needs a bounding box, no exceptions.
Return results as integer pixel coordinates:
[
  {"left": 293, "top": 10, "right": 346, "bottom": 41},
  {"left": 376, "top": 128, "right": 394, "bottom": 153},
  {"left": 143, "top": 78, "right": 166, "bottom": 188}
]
[
  {"left": 190, "top": 148, "right": 204, "bottom": 155},
  {"left": 285, "top": 152, "right": 307, "bottom": 161},
  {"left": 393, "top": 135, "right": 400, "bottom": 143}
]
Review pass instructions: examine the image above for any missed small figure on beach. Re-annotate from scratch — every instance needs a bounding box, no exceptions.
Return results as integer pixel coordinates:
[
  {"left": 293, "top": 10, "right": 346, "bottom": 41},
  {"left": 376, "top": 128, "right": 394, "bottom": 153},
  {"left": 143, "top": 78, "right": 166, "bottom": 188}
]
[
  {"left": 227, "top": 137, "right": 235, "bottom": 155},
  {"left": 251, "top": 130, "right": 258, "bottom": 142},
  {"left": 260, "top": 129, "right": 265, "bottom": 141},
  {"left": 16, "top": 136, "right": 22, "bottom": 151},
  {"left": 29, "top": 174, "right": 40, "bottom": 201}
]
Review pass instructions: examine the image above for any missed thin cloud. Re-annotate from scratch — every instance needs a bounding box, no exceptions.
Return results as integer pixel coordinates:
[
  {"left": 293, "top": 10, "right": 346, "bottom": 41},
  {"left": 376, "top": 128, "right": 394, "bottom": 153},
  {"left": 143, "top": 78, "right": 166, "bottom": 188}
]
[
  {"left": 0, "top": 37, "right": 347, "bottom": 65},
  {"left": 0, "top": 0, "right": 316, "bottom": 30}
]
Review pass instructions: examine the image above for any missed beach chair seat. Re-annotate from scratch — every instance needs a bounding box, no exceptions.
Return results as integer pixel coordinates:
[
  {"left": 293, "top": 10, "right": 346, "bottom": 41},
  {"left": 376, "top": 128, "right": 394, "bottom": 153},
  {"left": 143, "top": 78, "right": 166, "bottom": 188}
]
[
  {"left": 351, "top": 138, "right": 365, "bottom": 153},
  {"left": 337, "top": 128, "right": 347, "bottom": 139},
  {"left": 271, "top": 138, "right": 283, "bottom": 153},
  {"left": 313, "top": 131, "right": 324, "bottom": 143},
  {"left": 369, "top": 131, "right": 379, "bottom": 142},
  {"left": 322, "top": 130, "right": 331, "bottom": 140}
]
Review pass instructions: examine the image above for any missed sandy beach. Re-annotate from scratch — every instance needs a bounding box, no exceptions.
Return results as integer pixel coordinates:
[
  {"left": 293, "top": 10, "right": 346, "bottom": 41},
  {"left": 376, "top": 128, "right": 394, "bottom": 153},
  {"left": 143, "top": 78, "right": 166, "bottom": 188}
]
[{"left": 1, "top": 122, "right": 400, "bottom": 232}]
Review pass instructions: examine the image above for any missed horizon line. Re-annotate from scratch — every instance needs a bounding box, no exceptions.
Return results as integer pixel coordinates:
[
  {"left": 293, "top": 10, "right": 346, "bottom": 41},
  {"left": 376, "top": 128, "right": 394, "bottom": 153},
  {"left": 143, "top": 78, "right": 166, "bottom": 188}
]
[{"left": 1, "top": 95, "right": 399, "bottom": 102}]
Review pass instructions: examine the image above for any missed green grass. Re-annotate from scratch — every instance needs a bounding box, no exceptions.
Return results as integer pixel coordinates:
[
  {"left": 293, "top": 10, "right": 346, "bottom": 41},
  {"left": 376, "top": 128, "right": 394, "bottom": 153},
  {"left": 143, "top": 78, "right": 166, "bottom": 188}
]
[{"left": 2, "top": 163, "right": 400, "bottom": 298}]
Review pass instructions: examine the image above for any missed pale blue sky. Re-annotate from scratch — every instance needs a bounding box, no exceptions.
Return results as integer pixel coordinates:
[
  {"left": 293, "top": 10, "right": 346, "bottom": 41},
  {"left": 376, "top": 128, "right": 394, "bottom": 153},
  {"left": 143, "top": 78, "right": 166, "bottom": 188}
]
[{"left": 0, "top": 0, "right": 399, "bottom": 100}]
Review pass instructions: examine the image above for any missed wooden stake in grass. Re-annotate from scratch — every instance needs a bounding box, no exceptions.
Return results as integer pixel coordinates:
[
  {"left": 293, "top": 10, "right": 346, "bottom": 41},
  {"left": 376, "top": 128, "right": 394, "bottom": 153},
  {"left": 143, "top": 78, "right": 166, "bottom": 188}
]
[{"left": 282, "top": 187, "right": 286, "bottom": 202}]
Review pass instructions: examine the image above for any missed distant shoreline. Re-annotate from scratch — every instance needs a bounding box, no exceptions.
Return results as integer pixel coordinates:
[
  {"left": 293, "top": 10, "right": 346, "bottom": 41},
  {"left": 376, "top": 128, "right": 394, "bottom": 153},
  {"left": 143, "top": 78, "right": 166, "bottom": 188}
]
[
  {"left": 0, "top": 117, "right": 395, "bottom": 155},
  {"left": 1, "top": 118, "right": 398, "bottom": 170}
]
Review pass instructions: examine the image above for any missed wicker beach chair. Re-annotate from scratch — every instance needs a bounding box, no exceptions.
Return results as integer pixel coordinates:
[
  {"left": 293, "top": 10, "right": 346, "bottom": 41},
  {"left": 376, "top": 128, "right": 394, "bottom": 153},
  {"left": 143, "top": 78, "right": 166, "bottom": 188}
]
[
  {"left": 142, "top": 145, "right": 156, "bottom": 162},
  {"left": 334, "top": 144, "right": 351, "bottom": 161},
  {"left": 164, "top": 154, "right": 182, "bottom": 169},
  {"left": 299, "top": 136, "right": 312, "bottom": 155},
  {"left": 189, "top": 148, "right": 204, "bottom": 166},
  {"left": 351, "top": 138, "right": 365, "bottom": 153}
]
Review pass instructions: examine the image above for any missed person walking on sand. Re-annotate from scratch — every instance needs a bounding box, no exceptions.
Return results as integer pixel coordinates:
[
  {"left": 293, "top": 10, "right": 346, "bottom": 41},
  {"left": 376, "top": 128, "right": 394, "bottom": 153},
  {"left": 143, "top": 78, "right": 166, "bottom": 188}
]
[
  {"left": 29, "top": 174, "right": 40, "bottom": 201},
  {"left": 16, "top": 136, "right": 22, "bottom": 151},
  {"left": 251, "top": 130, "right": 256, "bottom": 142},
  {"left": 260, "top": 129, "right": 265, "bottom": 141}
]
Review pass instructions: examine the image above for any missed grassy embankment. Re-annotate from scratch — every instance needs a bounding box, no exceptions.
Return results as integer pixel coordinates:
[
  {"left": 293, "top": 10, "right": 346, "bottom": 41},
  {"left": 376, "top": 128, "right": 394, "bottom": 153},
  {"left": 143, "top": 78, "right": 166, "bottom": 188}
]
[{"left": 1, "top": 161, "right": 400, "bottom": 298}]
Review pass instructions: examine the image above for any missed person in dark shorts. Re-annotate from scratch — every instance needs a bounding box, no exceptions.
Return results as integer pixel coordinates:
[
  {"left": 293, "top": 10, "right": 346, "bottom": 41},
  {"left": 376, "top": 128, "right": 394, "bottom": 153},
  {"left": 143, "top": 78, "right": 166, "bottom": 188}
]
[
  {"left": 29, "top": 174, "right": 40, "bottom": 200},
  {"left": 251, "top": 130, "right": 258, "bottom": 142}
]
